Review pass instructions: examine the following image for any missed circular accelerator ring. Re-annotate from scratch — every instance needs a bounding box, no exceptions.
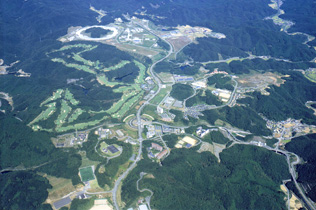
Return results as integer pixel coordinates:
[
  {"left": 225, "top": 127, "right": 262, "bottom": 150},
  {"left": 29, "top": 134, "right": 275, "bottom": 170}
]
[{"left": 76, "top": 25, "right": 119, "bottom": 41}]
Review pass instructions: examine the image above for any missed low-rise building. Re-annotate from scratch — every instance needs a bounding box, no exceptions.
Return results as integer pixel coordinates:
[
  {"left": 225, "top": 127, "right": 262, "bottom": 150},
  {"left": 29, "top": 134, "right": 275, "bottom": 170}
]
[
  {"left": 151, "top": 143, "right": 163, "bottom": 151},
  {"left": 157, "top": 149, "right": 168, "bottom": 160}
]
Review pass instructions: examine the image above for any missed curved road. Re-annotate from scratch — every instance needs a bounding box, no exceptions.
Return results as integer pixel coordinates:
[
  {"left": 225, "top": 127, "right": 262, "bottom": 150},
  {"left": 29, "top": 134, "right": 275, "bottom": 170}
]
[
  {"left": 223, "top": 127, "right": 316, "bottom": 210},
  {"left": 136, "top": 172, "right": 154, "bottom": 209},
  {"left": 112, "top": 22, "right": 174, "bottom": 210}
]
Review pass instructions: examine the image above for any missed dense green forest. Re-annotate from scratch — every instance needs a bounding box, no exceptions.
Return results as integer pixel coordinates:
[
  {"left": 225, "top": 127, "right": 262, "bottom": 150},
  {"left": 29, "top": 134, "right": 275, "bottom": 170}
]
[
  {"left": 208, "top": 74, "right": 234, "bottom": 90},
  {"left": 82, "top": 133, "right": 133, "bottom": 188},
  {"left": 281, "top": 0, "right": 316, "bottom": 37},
  {"left": 85, "top": 28, "right": 111, "bottom": 38},
  {"left": 1, "top": 0, "right": 315, "bottom": 209},
  {"left": 238, "top": 72, "right": 316, "bottom": 124},
  {"left": 170, "top": 84, "right": 194, "bottom": 101},
  {"left": 154, "top": 61, "right": 199, "bottom": 75},
  {"left": 204, "top": 131, "right": 230, "bottom": 144},
  {"left": 285, "top": 134, "right": 316, "bottom": 202},
  {"left": 0, "top": 171, "right": 52, "bottom": 210},
  {"left": 186, "top": 90, "right": 222, "bottom": 107},
  {"left": 122, "top": 144, "right": 290, "bottom": 209},
  {"left": 205, "top": 59, "right": 316, "bottom": 75},
  {"left": 202, "top": 106, "right": 271, "bottom": 136}
]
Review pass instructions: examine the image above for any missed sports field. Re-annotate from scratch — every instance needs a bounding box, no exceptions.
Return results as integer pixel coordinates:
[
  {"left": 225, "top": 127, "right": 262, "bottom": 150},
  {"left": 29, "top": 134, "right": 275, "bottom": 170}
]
[{"left": 79, "top": 166, "right": 95, "bottom": 182}]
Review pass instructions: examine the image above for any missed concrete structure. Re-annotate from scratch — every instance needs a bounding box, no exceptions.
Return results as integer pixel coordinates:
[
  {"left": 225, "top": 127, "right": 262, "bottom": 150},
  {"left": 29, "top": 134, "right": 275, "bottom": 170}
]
[
  {"left": 151, "top": 143, "right": 163, "bottom": 151},
  {"left": 191, "top": 81, "right": 207, "bottom": 89},
  {"left": 139, "top": 204, "right": 149, "bottom": 210},
  {"left": 157, "top": 106, "right": 163, "bottom": 114},
  {"left": 53, "top": 197, "right": 72, "bottom": 209},
  {"left": 156, "top": 149, "right": 168, "bottom": 160},
  {"left": 116, "top": 130, "right": 124, "bottom": 138},
  {"left": 173, "top": 100, "right": 183, "bottom": 108}
]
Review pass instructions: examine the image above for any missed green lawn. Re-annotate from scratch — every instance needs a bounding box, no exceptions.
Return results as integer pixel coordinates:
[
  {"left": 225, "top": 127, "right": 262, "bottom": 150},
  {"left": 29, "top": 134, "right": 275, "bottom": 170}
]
[{"left": 79, "top": 166, "right": 95, "bottom": 182}]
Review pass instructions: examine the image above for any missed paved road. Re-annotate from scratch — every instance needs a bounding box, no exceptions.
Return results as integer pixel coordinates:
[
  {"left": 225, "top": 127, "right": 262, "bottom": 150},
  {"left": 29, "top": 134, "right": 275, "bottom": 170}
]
[
  {"left": 136, "top": 172, "right": 154, "bottom": 209},
  {"left": 223, "top": 127, "right": 316, "bottom": 210},
  {"left": 112, "top": 21, "right": 174, "bottom": 210}
]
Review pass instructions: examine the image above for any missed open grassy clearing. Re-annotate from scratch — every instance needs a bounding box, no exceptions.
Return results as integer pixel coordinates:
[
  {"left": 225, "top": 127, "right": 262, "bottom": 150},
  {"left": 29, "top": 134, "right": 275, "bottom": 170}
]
[
  {"left": 80, "top": 154, "right": 101, "bottom": 168},
  {"left": 142, "top": 104, "right": 159, "bottom": 120},
  {"left": 55, "top": 116, "right": 108, "bottom": 132},
  {"left": 52, "top": 58, "right": 96, "bottom": 74},
  {"left": 305, "top": 73, "right": 316, "bottom": 83},
  {"left": 106, "top": 91, "right": 138, "bottom": 114},
  {"left": 29, "top": 102, "right": 57, "bottom": 125},
  {"left": 52, "top": 44, "right": 97, "bottom": 53},
  {"left": 68, "top": 108, "right": 84, "bottom": 123},
  {"left": 97, "top": 74, "right": 122, "bottom": 87},
  {"left": 150, "top": 85, "right": 172, "bottom": 105},
  {"left": 40, "top": 89, "right": 63, "bottom": 107},
  {"left": 101, "top": 60, "right": 130, "bottom": 72},
  {"left": 79, "top": 166, "right": 95, "bottom": 182},
  {"left": 133, "top": 60, "right": 146, "bottom": 83},
  {"left": 46, "top": 175, "right": 75, "bottom": 201},
  {"left": 64, "top": 89, "right": 80, "bottom": 105},
  {"left": 116, "top": 43, "right": 160, "bottom": 58},
  {"left": 72, "top": 53, "right": 95, "bottom": 67},
  {"left": 112, "top": 91, "right": 144, "bottom": 118},
  {"left": 55, "top": 100, "right": 72, "bottom": 127}
]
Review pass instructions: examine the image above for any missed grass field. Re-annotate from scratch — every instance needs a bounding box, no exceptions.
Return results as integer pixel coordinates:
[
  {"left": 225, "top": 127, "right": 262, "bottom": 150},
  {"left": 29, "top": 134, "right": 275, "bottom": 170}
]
[
  {"left": 305, "top": 72, "right": 316, "bottom": 83},
  {"left": 106, "top": 91, "right": 138, "bottom": 114},
  {"left": 53, "top": 44, "right": 97, "bottom": 53},
  {"left": 55, "top": 116, "right": 108, "bottom": 132},
  {"left": 97, "top": 74, "right": 122, "bottom": 87},
  {"left": 80, "top": 153, "right": 101, "bottom": 168},
  {"left": 29, "top": 102, "right": 57, "bottom": 125},
  {"left": 112, "top": 92, "right": 144, "bottom": 118},
  {"left": 64, "top": 89, "right": 79, "bottom": 105},
  {"left": 40, "top": 89, "right": 63, "bottom": 107},
  {"left": 46, "top": 175, "right": 75, "bottom": 201},
  {"left": 150, "top": 85, "right": 171, "bottom": 105},
  {"left": 142, "top": 104, "right": 159, "bottom": 120},
  {"left": 68, "top": 108, "right": 84, "bottom": 123},
  {"left": 52, "top": 58, "right": 96, "bottom": 74},
  {"left": 72, "top": 53, "right": 95, "bottom": 67},
  {"left": 79, "top": 166, "right": 95, "bottom": 182},
  {"left": 101, "top": 60, "right": 130, "bottom": 72},
  {"left": 134, "top": 60, "right": 146, "bottom": 84},
  {"left": 55, "top": 100, "right": 72, "bottom": 127}
]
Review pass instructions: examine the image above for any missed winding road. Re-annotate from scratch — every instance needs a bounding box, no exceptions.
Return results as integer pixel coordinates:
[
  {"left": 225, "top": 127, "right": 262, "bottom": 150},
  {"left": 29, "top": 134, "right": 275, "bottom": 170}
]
[
  {"left": 223, "top": 127, "right": 316, "bottom": 210},
  {"left": 112, "top": 21, "right": 174, "bottom": 210}
]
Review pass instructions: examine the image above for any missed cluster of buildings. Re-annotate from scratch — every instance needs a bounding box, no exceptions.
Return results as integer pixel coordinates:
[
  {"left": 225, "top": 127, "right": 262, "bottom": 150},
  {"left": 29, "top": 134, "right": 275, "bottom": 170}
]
[
  {"left": 266, "top": 118, "right": 316, "bottom": 139},
  {"left": 159, "top": 25, "right": 225, "bottom": 41},
  {"left": 55, "top": 131, "right": 89, "bottom": 148},
  {"left": 148, "top": 142, "right": 168, "bottom": 160},
  {"left": 146, "top": 124, "right": 185, "bottom": 138},
  {"left": 196, "top": 127, "right": 212, "bottom": 138},
  {"left": 118, "top": 27, "right": 146, "bottom": 44},
  {"left": 191, "top": 81, "right": 207, "bottom": 89},
  {"left": 156, "top": 105, "right": 176, "bottom": 122},
  {"left": 212, "top": 89, "right": 231, "bottom": 103},
  {"left": 160, "top": 96, "right": 184, "bottom": 109},
  {"left": 250, "top": 141, "right": 267, "bottom": 147},
  {"left": 184, "top": 104, "right": 213, "bottom": 119},
  {"left": 95, "top": 127, "right": 111, "bottom": 139},
  {"left": 173, "top": 74, "right": 194, "bottom": 82}
]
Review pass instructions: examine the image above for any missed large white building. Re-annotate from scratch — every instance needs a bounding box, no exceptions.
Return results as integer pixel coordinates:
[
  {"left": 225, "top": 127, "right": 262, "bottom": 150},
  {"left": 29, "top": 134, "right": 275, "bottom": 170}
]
[{"left": 139, "top": 204, "right": 149, "bottom": 210}]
